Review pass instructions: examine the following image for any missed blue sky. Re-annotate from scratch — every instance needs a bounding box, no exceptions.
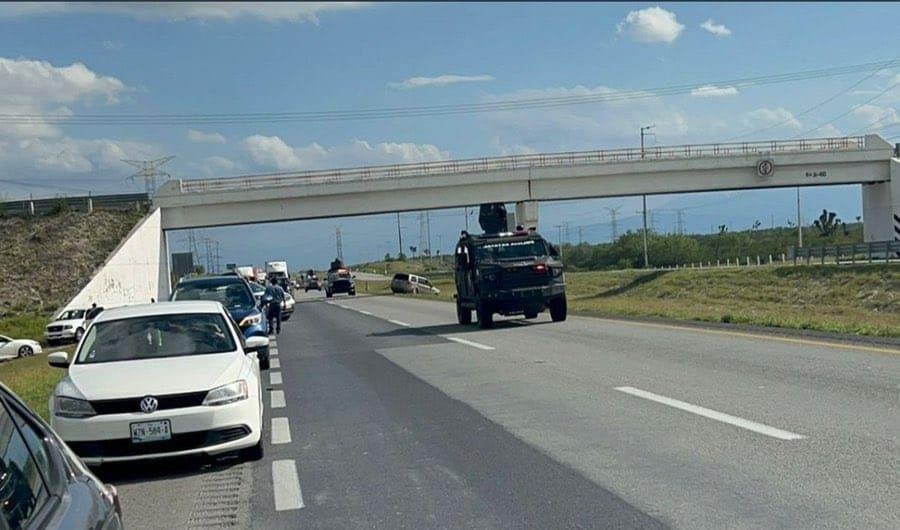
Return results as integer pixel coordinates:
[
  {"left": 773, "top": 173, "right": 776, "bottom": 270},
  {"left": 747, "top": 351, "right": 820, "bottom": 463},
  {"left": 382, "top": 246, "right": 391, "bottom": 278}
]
[{"left": 0, "top": 2, "right": 898, "bottom": 268}]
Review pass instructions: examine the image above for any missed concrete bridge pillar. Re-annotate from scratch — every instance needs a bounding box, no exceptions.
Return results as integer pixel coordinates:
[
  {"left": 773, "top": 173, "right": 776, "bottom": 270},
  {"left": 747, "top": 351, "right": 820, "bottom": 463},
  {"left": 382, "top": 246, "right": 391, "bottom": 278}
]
[
  {"left": 861, "top": 159, "right": 900, "bottom": 243},
  {"left": 515, "top": 200, "right": 539, "bottom": 232}
]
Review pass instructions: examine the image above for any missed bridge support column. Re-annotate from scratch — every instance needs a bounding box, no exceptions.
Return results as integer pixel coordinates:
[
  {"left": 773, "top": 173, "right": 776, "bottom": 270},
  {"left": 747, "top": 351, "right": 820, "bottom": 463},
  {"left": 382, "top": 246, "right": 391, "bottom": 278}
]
[
  {"left": 861, "top": 160, "right": 900, "bottom": 243},
  {"left": 516, "top": 200, "right": 539, "bottom": 231}
]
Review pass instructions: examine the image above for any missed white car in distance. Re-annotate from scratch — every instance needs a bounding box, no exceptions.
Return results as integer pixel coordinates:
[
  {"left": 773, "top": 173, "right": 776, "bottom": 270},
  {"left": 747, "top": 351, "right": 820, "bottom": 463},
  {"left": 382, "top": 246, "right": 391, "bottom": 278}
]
[
  {"left": 0, "top": 334, "right": 43, "bottom": 360},
  {"left": 47, "top": 301, "right": 266, "bottom": 465}
]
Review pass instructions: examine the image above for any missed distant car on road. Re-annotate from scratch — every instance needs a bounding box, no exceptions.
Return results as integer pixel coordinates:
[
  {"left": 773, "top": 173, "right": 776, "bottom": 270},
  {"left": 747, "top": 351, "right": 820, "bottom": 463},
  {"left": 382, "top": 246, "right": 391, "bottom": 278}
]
[
  {"left": 44, "top": 309, "right": 88, "bottom": 346},
  {"left": 0, "top": 382, "right": 123, "bottom": 529},
  {"left": 47, "top": 301, "right": 267, "bottom": 466},
  {"left": 0, "top": 334, "right": 42, "bottom": 360},
  {"left": 390, "top": 273, "right": 441, "bottom": 295},
  {"left": 171, "top": 274, "right": 270, "bottom": 369},
  {"left": 282, "top": 292, "right": 295, "bottom": 320},
  {"left": 304, "top": 272, "right": 322, "bottom": 292},
  {"left": 325, "top": 268, "right": 356, "bottom": 298}
]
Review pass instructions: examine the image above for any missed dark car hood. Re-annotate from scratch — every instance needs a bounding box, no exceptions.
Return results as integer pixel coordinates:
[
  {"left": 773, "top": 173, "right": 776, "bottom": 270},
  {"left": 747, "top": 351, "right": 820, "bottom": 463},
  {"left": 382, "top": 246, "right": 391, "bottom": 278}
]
[{"left": 228, "top": 305, "right": 260, "bottom": 321}]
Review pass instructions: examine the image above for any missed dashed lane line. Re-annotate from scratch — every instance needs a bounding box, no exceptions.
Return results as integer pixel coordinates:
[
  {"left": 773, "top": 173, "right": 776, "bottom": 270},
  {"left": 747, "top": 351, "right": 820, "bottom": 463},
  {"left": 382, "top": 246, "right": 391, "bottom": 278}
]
[
  {"left": 271, "top": 417, "right": 292, "bottom": 444},
  {"left": 270, "top": 390, "right": 286, "bottom": 409},
  {"left": 270, "top": 358, "right": 281, "bottom": 369},
  {"left": 272, "top": 460, "right": 304, "bottom": 511},
  {"left": 270, "top": 372, "right": 282, "bottom": 386},
  {"left": 442, "top": 336, "right": 495, "bottom": 350},
  {"left": 615, "top": 386, "right": 806, "bottom": 441}
]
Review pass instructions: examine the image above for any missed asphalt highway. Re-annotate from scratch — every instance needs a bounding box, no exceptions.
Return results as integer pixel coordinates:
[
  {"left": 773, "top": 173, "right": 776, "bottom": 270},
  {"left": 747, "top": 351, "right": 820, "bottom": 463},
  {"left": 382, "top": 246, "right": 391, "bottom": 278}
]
[{"left": 101, "top": 291, "right": 899, "bottom": 529}]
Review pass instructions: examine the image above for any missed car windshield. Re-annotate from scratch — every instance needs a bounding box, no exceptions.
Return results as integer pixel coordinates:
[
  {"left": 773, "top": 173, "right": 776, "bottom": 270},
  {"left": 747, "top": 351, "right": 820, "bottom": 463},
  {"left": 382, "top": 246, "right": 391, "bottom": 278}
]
[
  {"left": 57, "top": 310, "right": 85, "bottom": 320},
  {"left": 173, "top": 281, "right": 254, "bottom": 309},
  {"left": 249, "top": 283, "right": 265, "bottom": 294},
  {"left": 75, "top": 313, "right": 236, "bottom": 364},
  {"left": 474, "top": 239, "right": 549, "bottom": 261}
]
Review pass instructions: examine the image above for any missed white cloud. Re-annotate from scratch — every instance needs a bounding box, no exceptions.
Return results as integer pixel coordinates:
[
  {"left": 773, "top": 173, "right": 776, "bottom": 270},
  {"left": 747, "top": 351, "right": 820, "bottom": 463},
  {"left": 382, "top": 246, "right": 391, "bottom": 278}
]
[
  {"left": 852, "top": 104, "right": 898, "bottom": 131},
  {"left": 0, "top": 136, "right": 157, "bottom": 175},
  {"left": 483, "top": 85, "right": 689, "bottom": 151},
  {"left": 102, "top": 40, "right": 122, "bottom": 50},
  {"left": 741, "top": 107, "right": 802, "bottom": 130},
  {"left": 243, "top": 136, "right": 449, "bottom": 172},
  {"left": 187, "top": 129, "right": 227, "bottom": 144},
  {"left": 700, "top": 18, "right": 731, "bottom": 37},
  {"left": 0, "top": 56, "right": 126, "bottom": 108},
  {"left": 389, "top": 74, "right": 495, "bottom": 90},
  {"left": 616, "top": 6, "right": 684, "bottom": 44},
  {"left": 0, "top": 2, "right": 368, "bottom": 24},
  {"left": 690, "top": 85, "right": 738, "bottom": 98}
]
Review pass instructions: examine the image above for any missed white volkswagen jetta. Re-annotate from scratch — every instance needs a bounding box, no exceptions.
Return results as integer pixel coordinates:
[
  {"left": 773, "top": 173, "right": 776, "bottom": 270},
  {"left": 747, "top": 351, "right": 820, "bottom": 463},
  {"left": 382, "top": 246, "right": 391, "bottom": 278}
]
[{"left": 47, "top": 301, "right": 266, "bottom": 465}]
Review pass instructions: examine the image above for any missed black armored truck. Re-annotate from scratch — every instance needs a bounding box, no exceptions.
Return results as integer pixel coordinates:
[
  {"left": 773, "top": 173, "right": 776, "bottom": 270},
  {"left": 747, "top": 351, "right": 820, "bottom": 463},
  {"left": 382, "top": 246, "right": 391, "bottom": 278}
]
[{"left": 454, "top": 203, "right": 567, "bottom": 328}]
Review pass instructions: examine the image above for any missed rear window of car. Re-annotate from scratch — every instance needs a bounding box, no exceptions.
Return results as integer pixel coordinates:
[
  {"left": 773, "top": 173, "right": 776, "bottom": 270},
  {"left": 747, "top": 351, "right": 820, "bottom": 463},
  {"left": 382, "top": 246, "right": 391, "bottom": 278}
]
[
  {"left": 393, "top": 273, "right": 409, "bottom": 281},
  {"left": 75, "top": 313, "right": 237, "bottom": 364}
]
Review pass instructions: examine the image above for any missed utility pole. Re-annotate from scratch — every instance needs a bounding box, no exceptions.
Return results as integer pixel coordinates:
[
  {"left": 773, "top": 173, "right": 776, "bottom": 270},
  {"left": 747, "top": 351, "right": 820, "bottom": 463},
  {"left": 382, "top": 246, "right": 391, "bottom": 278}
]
[
  {"left": 554, "top": 224, "right": 565, "bottom": 261},
  {"left": 426, "top": 211, "right": 433, "bottom": 260},
  {"left": 464, "top": 207, "right": 469, "bottom": 232},
  {"left": 796, "top": 186, "right": 803, "bottom": 248},
  {"left": 335, "top": 227, "right": 343, "bottom": 262},
  {"left": 675, "top": 209, "right": 686, "bottom": 235},
  {"left": 640, "top": 124, "right": 656, "bottom": 159},
  {"left": 578, "top": 226, "right": 583, "bottom": 245},
  {"left": 122, "top": 156, "right": 175, "bottom": 196},
  {"left": 641, "top": 195, "right": 650, "bottom": 268},
  {"left": 604, "top": 205, "right": 622, "bottom": 242},
  {"left": 396, "top": 212, "right": 403, "bottom": 259}
]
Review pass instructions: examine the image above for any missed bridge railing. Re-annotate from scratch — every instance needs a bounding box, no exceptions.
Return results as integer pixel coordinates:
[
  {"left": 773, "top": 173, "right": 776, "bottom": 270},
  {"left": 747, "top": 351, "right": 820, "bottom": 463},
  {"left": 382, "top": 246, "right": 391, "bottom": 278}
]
[
  {"left": 789, "top": 240, "right": 900, "bottom": 264},
  {"left": 180, "top": 136, "right": 867, "bottom": 193}
]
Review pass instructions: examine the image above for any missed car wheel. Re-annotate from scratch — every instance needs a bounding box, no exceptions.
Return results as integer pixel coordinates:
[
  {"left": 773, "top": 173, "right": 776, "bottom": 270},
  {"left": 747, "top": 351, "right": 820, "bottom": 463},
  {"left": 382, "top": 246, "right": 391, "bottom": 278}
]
[
  {"left": 549, "top": 296, "right": 568, "bottom": 322},
  {"left": 17, "top": 345, "right": 34, "bottom": 358},
  {"left": 349, "top": 290, "right": 356, "bottom": 296},
  {"left": 477, "top": 303, "right": 493, "bottom": 329},
  {"left": 326, "top": 291, "right": 333, "bottom": 298},
  {"left": 74, "top": 328, "right": 84, "bottom": 341},
  {"left": 241, "top": 440, "right": 264, "bottom": 462},
  {"left": 456, "top": 300, "right": 472, "bottom": 325}
]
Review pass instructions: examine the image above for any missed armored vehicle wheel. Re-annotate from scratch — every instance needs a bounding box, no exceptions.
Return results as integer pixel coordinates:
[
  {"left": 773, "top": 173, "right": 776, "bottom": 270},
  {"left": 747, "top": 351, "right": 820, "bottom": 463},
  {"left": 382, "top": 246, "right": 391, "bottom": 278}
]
[
  {"left": 456, "top": 300, "right": 472, "bottom": 325},
  {"left": 549, "top": 296, "right": 567, "bottom": 322},
  {"left": 477, "top": 303, "right": 493, "bottom": 329}
]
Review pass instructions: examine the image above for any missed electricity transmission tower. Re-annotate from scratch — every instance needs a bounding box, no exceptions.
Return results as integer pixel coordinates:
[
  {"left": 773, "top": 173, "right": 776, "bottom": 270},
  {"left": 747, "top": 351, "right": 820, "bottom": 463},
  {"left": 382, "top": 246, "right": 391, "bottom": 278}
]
[
  {"left": 123, "top": 156, "right": 175, "bottom": 195},
  {"left": 603, "top": 205, "right": 623, "bottom": 241}
]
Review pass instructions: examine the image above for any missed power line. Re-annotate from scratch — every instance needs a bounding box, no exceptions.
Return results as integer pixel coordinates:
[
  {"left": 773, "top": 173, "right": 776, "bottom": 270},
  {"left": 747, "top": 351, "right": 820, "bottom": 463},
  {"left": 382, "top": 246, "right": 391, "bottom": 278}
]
[
  {"left": 2, "top": 59, "right": 899, "bottom": 126},
  {"left": 792, "top": 80, "right": 900, "bottom": 138},
  {"left": 726, "top": 66, "right": 888, "bottom": 141}
]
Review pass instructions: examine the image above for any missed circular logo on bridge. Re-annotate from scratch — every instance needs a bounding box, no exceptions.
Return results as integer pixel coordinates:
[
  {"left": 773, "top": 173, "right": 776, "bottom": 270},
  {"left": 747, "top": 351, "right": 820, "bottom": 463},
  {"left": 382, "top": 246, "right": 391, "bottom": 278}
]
[{"left": 756, "top": 158, "right": 775, "bottom": 177}]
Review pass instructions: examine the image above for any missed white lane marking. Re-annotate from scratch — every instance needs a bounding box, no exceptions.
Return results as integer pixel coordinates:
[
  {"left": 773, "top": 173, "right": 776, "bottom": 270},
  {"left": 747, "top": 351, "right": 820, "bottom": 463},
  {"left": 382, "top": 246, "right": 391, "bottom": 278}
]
[
  {"left": 271, "top": 417, "right": 292, "bottom": 444},
  {"left": 270, "top": 390, "right": 286, "bottom": 408},
  {"left": 272, "top": 460, "right": 305, "bottom": 511},
  {"left": 270, "top": 347, "right": 279, "bottom": 355},
  {"left": 615, "top": 386, "right": 806, "bottom": 441},
  {"left": 270, "top": 371, "right": 282, "bottom": 385},
  {"left": 388, "top": 319, "right": 412, "bottom": 327},
  {"left": 270, "top": 358, "right": 281, "bottom": 369},
  {"left": 357, "top": 309, "right": 373, "bottom": 316},
  {"left": 443, "top": 336, "right": 495, "bottom": 350}
]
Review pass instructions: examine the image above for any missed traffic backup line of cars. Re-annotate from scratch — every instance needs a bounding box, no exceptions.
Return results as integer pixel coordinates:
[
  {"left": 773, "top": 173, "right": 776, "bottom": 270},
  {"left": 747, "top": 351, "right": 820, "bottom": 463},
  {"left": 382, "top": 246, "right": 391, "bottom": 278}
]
[{"left": 46, "top": 301, "right": 267, "bottom": 465}]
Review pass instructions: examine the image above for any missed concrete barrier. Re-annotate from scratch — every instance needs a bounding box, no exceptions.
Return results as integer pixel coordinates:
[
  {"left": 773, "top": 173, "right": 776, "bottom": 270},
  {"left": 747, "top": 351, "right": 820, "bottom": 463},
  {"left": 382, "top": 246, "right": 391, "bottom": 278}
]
[{"left": 62, "top": 208, "right": 168, "bottom": 312}]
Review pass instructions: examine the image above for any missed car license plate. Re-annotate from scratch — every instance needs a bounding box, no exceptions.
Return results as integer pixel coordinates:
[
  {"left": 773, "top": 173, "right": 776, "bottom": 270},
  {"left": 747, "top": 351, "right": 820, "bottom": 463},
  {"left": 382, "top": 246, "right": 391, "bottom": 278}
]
[{"left": 130, "top": 420, "right": 172, "bottom": 443}]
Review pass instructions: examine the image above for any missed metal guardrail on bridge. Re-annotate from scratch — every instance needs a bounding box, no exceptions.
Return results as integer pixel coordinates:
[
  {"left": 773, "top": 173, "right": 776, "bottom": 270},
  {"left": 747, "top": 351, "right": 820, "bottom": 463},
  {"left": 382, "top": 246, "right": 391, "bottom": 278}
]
[
  {"left": 0, "top": 193, "right": 150, "bottom": 217},
  {"left": 180, "top": 136, "right": 868, "bottom": 193}
]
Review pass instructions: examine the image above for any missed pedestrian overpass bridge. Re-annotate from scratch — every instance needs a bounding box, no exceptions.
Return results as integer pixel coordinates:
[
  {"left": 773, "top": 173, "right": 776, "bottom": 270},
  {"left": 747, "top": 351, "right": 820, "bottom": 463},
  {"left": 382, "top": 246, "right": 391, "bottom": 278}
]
[{"left": 66, "top": 135, "right": 900, "bottom": 309}]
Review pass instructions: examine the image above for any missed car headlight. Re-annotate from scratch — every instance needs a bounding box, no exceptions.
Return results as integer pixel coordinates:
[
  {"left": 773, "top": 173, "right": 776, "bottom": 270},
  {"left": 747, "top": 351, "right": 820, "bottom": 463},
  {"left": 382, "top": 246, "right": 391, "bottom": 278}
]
[
  {"left": 54, "top": 396, "right": 97, "bottom": 418},
  {"left": 202, "top": 381, "right": 249, "bottom": 406},
  {"left": 239, "top": 314, "right": 261, "bottom": 328},
  {"left": 64, "top": 325, "right": 73, "bottom": 330}
]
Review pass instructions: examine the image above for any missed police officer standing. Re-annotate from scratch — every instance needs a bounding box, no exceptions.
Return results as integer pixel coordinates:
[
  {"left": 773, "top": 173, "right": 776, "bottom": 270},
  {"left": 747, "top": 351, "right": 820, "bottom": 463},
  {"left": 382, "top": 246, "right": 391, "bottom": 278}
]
[{"left": 264, "top": 282, "right": 286, "bottom": 335}]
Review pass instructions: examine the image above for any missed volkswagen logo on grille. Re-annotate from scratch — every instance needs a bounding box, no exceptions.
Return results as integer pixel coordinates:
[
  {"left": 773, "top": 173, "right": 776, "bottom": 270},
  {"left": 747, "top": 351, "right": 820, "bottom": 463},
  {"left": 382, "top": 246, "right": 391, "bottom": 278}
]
[{"left": 140, "top": 396, "right": 158, "bottom": 413}]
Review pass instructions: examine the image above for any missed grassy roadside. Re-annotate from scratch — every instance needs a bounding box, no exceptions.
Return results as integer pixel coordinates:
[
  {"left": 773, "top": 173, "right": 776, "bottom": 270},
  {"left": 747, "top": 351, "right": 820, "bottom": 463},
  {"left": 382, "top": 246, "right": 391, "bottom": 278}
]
[
  {"left": 0, "top": 354, "right": 65, "bottom": 422},
  {"left": 388, "top": 265, "right": 899, "bottom": 338},
  {"left": 0, "top": 313, "right": 51, "bottom": 343}
]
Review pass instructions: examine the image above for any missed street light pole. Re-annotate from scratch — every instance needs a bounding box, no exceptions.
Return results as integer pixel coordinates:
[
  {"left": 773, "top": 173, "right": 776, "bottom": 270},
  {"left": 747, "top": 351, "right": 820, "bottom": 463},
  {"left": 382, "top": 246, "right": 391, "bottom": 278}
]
[
  {"left": 796, "top": 186, "right": 803, "bottom": 248},
  {"left": 642, "top": 195, "right": 650, "bottom": 268},
  {"left": 640, "top": 124, "right": 656, "bottom": 159},
  {"left": 396, "top": 212, "right": 403, "bottom": 259}
]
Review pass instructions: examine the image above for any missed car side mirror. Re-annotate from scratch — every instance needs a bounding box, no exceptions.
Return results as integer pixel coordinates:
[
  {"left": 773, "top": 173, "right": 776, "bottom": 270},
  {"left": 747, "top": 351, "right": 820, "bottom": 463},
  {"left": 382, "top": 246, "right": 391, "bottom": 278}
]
[
  {"left": 245, "top": 335, "right": 270, "bottom": 354},
  {"left": 48, "top": 351, "right": 70, "bottom": 369}
]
